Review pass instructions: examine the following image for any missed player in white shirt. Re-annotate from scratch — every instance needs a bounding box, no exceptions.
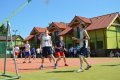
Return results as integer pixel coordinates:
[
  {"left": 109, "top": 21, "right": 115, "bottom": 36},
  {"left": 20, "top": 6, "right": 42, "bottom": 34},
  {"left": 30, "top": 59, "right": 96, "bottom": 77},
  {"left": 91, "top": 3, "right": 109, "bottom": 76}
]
[
  {"left": 23, "top": 41, "right": 31, "bottom": 63},
  {"left": 36, "top": 48, "right": 41, "bottom": 58},
  {"left": 72, "top": 25, "right": 91, "bottom": 72},
  {"left": 39, "top": 30, "right": 57, "bottom": 69},
  {"left": 14, "top": 45, "right": 20, "bottom": 60}
]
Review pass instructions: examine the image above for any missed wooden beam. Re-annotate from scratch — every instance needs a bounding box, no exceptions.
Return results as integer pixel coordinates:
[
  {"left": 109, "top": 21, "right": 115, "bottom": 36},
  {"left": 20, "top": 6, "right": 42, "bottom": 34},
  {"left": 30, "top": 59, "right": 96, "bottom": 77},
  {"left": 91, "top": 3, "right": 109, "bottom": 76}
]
[
  {"left": 111, "top": 23, "right": 120, "bottom": 26},
  {"left": 118, "top": 14, "right": 120, "bottom": 23},
  {"left": 107, "top": 14, "right": 118, "bottom": 29}
]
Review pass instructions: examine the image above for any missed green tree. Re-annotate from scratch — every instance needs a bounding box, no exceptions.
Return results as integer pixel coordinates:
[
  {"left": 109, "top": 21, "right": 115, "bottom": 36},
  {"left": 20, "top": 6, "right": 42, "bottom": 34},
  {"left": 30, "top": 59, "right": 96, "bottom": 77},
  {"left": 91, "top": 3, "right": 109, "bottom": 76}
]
[{"left": 0, "top": 24, "right": 7, "bottom": 35}]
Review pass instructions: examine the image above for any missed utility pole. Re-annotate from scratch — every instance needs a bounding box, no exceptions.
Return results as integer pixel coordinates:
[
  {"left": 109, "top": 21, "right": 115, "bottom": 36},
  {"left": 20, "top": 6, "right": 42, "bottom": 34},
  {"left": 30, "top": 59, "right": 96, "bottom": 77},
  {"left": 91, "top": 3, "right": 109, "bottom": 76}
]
[{"left": 13, "top": 30, "right": 18, "bottom": 46}]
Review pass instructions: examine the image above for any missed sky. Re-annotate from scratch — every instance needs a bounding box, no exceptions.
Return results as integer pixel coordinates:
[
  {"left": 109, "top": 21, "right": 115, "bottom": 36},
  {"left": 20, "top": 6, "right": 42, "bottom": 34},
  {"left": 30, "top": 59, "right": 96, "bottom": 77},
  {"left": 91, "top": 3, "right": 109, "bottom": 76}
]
[{"left": 0, "top": 0, "right": 120, "bottom": 39}]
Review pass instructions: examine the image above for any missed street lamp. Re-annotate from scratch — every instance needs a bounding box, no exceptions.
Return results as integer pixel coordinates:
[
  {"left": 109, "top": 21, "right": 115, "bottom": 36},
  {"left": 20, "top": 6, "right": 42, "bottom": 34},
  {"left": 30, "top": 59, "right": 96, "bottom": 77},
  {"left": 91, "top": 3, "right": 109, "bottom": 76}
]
[{"left": 13, "top": 30, "right": 18, "bottom": 46}]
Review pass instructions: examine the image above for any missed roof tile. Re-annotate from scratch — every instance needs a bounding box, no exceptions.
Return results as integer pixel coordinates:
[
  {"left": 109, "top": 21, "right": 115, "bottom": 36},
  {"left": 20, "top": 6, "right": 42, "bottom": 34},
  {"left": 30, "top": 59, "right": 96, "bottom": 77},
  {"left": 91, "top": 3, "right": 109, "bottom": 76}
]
[
  {"left": 86, "top": 12, "right": 118, "bottom": 30},
  {"left": 24, "top": 35, "right": 34, "bottom": 41},
  {"left": 59, "top": 27, "right": 72, "bottom": 36},
  {"left": 34, "top": 27, "right": 47, "bottom": 33},
  {"left": 60, "top": 12, "right": 119, "bottom": 35},
  {"left": 53, "top": 22, "right": 68, "bottom": 29}
]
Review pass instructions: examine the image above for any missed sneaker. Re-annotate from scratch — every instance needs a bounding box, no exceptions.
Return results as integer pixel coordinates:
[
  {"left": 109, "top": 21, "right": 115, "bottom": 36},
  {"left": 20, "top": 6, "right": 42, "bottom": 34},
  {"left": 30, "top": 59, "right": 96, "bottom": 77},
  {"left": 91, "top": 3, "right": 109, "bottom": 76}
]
[
  {"left": 23, "top": 61, "right": 26, "bottom": 63},
  {"left": 39, "top": 65, "right": 44, "bottom": 69},
  {"left": 54, "top": 63, "right": 57, "bottom": 69},
  {"left": 28, "top": 61, "right": 31, "bottom": 63},
  {"left": 77, "top": 68, "right": 84, "bottom": 72},
  {"left": 85, "top": 65, "right": 91, "bottom": 70},
  {"left": 65, "top": 64, "right": 69, "bottom": 66}
]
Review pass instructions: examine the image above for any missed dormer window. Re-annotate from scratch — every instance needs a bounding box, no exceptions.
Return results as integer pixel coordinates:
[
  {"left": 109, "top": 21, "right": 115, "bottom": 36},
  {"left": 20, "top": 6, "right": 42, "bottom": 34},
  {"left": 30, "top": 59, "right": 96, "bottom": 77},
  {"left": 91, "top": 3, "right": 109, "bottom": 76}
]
[
  {"left": 75, "top": 19, "right": 79, "bottom": 23},
  {"left": 80, "top": 21, "right": 85, "bottom": 25},
  {"left": 54, "top": 31, "right": 59, "bottom": 36}
]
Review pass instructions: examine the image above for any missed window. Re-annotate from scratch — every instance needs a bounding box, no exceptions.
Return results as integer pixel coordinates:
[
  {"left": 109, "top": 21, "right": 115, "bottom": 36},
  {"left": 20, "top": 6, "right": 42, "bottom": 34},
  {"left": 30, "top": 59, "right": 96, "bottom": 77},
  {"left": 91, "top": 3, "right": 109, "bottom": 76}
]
[
  {"left": 54, "top": 31, "right": 59, "bottom": 41},
  {"left": 90, "top": 42, "right": 95, "bottom": 50},
  {"left": 54, "top": 31, "right": 59, "bottom": 36},
  {"left": 97, "top": 41, "right": 103, "bottom": 49},
  {"left": 77, "top": 27, "right": 80, "bottom": 38}
]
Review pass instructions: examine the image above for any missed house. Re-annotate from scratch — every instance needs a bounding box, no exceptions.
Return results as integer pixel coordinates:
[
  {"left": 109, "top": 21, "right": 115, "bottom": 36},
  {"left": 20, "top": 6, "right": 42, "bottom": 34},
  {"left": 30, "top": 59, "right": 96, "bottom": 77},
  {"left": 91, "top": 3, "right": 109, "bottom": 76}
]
[
  {"left": 59, "top": 12, "right": 120, "bottom": 56},
  {"left": 0, "top": 35, "right": 24, "bottom": 57},
  {"left": 47, "top": 22, "right": 68, "bottom": 45},
  {"left": 24, "top": 27, "right": 47, "bottom": 48}
]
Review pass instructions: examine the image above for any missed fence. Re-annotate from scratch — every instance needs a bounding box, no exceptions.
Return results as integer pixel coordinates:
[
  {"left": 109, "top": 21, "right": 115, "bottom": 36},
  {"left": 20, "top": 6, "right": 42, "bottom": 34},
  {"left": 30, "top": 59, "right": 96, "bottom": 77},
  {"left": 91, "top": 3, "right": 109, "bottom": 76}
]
[{"left": 0, "top": 42, "right": 13, "bottom": 58}]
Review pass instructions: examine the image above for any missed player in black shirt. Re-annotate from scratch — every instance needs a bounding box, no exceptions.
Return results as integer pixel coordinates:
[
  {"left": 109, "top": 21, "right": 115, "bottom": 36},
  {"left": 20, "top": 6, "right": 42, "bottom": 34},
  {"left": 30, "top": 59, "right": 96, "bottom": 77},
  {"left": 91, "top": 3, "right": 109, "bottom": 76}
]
[{"left": 55, "top": 36, "right": 69, "bottom": 67}]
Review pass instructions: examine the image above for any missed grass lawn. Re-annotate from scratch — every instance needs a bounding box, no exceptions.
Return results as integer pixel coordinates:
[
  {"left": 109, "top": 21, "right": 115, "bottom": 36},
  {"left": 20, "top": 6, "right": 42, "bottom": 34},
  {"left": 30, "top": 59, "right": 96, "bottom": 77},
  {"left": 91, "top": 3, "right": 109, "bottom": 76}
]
[{"left": 0, "top": 59, "right": 120, "bottom": 80}]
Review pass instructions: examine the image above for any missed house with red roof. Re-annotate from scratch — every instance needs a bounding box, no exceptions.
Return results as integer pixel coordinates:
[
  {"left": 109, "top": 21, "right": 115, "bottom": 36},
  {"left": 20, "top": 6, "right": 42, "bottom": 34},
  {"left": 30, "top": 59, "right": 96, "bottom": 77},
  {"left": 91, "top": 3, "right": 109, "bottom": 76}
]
[
  {"left": 24, "top": 27, "right": 46, "bottom": 48},
  {"left": 59, "top": 12, "right": 120, "bottom": 56},
  {"left": 47, "top": 22, "right": 68, "bottom": 44}
]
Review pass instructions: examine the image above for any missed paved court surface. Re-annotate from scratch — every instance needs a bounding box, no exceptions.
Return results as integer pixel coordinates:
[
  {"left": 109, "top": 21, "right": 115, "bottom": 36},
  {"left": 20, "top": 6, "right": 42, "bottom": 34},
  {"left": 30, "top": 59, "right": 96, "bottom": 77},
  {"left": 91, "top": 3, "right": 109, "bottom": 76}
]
[{"left": 0, "top": 58, "right": 119, "bottom": 73}]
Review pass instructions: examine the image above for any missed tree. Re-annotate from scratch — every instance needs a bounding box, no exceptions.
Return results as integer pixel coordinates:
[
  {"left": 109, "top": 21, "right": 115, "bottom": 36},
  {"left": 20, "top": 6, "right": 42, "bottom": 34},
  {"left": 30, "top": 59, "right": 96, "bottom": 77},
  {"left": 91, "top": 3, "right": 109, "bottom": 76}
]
[{"left": 0, "top": 24, "right": 7, "bottom": 35}]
